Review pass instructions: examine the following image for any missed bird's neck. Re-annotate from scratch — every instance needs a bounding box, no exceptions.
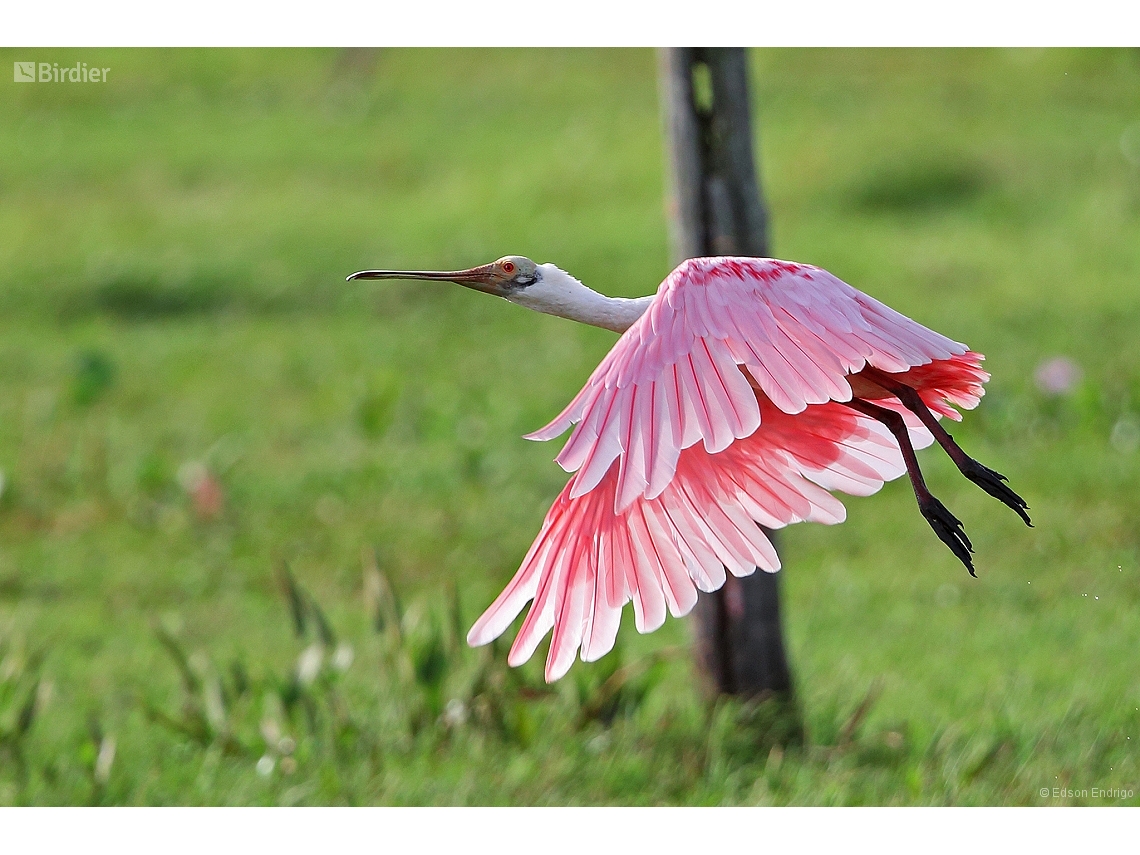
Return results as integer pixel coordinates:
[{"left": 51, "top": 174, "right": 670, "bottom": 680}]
[
  {"left": 511, "top": 265, "right": 654, "bottom": 334},
  {"left": 557, "top": 290, "right": 655, "bottom": 334}
]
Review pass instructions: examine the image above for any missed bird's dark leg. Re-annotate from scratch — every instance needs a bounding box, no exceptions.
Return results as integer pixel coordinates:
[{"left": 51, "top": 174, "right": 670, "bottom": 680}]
[
  {"left": 843, "top": 397, "right": 975, "bottom": 576},
  {"left": 862, "top": 368, "right": 1032, "bottom": 527}
]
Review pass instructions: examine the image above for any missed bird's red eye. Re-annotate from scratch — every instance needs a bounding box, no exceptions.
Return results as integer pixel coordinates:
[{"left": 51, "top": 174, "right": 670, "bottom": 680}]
[{"left": 502, "top": 261, "right": 516, "bottom": 274}]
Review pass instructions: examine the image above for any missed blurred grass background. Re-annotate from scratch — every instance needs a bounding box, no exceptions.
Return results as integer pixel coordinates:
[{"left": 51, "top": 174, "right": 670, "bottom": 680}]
[{"left": 0, "top": 47, "right": 1138, "bottom": 805}]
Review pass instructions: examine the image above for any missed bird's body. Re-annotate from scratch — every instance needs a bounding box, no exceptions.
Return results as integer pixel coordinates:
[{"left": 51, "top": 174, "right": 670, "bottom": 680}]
[{"left": 348, "top": 256, "right": 1030, "bottom": 681}]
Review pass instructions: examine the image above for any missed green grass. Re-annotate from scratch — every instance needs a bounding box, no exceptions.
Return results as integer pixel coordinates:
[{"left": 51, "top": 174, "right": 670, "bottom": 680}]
[{"left": 0, "top": 47, "right": 1138, "bottom": 805}]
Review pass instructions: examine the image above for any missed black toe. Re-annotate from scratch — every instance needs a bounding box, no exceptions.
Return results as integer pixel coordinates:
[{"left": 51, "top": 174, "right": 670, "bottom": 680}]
[
  {"left": 920, "top": 495, "right": 975, "bottom": 576},
  {"left": 962, "top": 460, "right": 1032, "bottom": 527}
]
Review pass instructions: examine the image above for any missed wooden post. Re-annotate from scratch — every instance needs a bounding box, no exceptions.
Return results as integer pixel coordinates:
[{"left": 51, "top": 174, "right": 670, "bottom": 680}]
[{"left": 659, "top": 47, "right": 796, "bottom": 703}]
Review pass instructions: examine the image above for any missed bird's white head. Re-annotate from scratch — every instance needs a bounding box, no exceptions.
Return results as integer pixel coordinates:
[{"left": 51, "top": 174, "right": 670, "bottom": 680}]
[{"left": 347, "top": 256, "right": 650, "bottom": 333}]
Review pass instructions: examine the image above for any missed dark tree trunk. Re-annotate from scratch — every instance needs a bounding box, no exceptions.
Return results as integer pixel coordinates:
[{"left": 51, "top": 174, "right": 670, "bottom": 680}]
[{"left": 658, "top": 47, "right": 796, "bottom": 703}]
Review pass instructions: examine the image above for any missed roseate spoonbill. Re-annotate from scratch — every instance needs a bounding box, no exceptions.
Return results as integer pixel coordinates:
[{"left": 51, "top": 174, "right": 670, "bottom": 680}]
[{"left": 348, "top": 256, "right": 1030, "bottom": 680}]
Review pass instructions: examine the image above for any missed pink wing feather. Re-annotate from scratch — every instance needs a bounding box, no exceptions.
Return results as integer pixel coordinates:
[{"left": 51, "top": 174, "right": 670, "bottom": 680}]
[
  {"left": 527, "top": 258, "right": 968, "bottom": 513},
  {"left": 470, "top": 257, "right": 988, "bottom": 681}
]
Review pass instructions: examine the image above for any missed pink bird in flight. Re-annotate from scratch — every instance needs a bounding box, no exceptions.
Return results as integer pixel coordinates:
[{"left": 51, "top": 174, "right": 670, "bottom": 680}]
[{"left": 348, "top": 256, "right": 1031, "bottom": 681}]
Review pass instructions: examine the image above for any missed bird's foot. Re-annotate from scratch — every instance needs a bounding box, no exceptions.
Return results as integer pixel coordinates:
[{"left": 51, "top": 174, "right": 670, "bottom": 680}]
[
  {"left": 920, "top": 494, "right": 975, "bottom": 577},
  {"left": 960, "top": 459, "right": 1032, "bottom": 527}
]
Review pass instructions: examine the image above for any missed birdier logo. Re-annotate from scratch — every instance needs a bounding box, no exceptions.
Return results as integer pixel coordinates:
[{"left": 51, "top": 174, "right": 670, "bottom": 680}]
[{"left": 13, "top": 61, "right": 109, "bottom": 83}]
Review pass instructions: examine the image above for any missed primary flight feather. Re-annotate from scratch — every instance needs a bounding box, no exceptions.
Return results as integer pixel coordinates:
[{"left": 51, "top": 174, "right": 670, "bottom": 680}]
[{"left": 348, "top": 256, "right": 1030, "bottom": 682}]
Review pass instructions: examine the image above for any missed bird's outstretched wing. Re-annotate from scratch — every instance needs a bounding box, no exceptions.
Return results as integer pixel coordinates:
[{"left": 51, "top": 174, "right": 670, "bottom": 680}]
[
  {"left": 525, "top": 257, "right": 978, "bottom": 513},
  {"left": 469, "top": 399, "right": 932, "bottom": 680},
  {"left": 469, "top": 257, "right": 990, "bottom": 680}
]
